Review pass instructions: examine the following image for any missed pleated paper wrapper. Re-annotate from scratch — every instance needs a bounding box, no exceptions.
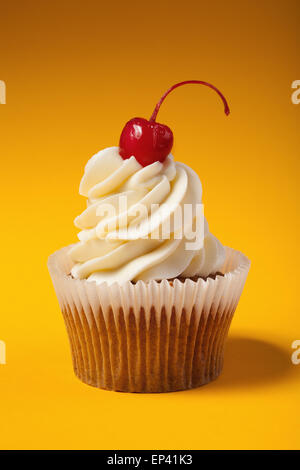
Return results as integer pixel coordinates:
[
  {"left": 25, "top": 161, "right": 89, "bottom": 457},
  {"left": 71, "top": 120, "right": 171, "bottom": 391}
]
[{"left": 48, "top": 246, "right": 250, "bottom": 393}]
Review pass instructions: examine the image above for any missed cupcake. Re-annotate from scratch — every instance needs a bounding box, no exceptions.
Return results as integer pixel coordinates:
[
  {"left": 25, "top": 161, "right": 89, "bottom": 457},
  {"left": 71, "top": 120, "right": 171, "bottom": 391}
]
[{"left": 48, "top": 80, "right": 250, "bottom": 392}]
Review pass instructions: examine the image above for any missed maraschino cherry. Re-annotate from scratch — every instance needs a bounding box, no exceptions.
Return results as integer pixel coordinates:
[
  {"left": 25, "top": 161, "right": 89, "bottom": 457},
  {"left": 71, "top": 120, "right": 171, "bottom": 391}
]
[{"left": 119, "top": 80, "right": 230, "bottom": 167}]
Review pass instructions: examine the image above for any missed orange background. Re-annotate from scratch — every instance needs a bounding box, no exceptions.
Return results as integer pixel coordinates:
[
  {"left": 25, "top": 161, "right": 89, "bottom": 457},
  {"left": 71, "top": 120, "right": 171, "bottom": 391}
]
[{"left": 0, "top": 0, "right": 299, "bottom": 450}]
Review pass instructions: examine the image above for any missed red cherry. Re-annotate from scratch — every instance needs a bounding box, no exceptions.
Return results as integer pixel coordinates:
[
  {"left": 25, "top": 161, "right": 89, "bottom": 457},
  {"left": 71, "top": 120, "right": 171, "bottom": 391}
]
[
  {"left": 119, "top": 80, "right": 230, "bottom": 167},
  {"left": 119, "top": 117, "right": 173, "bottom": 166}
]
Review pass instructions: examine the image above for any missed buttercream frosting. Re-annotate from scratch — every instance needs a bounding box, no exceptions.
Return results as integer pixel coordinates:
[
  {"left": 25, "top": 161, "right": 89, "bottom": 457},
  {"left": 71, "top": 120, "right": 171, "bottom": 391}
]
[{"left": 69, "top": 147, "right": 225, "bottom": 284}]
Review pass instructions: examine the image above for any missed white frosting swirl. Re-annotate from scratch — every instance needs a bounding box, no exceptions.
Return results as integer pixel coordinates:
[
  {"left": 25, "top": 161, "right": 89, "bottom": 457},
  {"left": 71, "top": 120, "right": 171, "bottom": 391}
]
[{"left": 69, "top": 147, "right": 225, "bottom": 284}]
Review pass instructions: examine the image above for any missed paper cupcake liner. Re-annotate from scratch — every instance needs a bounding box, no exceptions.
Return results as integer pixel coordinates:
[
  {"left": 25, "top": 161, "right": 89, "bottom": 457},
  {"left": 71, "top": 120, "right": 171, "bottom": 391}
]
[{"left": 48, "top": 245, "right": 250, "bottom": 392}]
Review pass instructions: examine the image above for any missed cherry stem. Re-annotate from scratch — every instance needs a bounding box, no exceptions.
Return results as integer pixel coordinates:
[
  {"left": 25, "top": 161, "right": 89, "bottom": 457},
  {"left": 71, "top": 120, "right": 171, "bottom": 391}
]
[{"left": 149, "top": 80, "right": 230, "bottom": 122}]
